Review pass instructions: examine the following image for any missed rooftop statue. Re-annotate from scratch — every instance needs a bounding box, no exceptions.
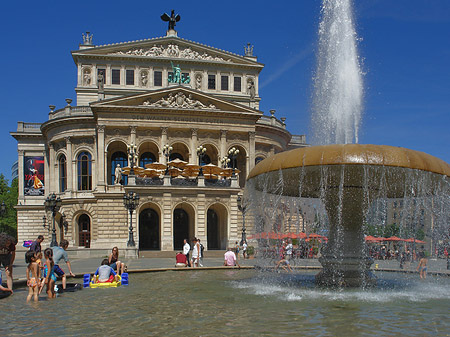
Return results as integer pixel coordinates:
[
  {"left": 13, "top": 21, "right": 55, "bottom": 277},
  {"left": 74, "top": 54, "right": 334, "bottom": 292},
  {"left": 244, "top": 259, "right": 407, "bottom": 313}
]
[{"left": 161, "top": 10, "right": 180, "bottom": 31}]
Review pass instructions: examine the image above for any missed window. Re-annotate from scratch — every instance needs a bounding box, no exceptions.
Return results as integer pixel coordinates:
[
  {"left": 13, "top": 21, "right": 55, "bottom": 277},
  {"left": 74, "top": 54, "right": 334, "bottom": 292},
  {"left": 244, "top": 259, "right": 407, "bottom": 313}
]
[
  {"left": 111, "top": 151, "right": 128, "bottom": 185},
  {"left": 221, "top": 75, "right": 229, "bottom": 91},
  {"left": 234, "top": 76, "right": 241, "bottom": 92},
  {"left": 59, "top": 155, "right": 67, "bottom": 192},
  {"left": 77, "top": 152, "right": 92, "bottom": 190},
  {"left": 126, "top": 70, "right": 134, "bottom": 85},
  {"left": 255, "top": 156, "right": 265, "bottom": 166},
  {"left": 169, "top": 153, "right": 184, "bottom": 161},
  {"left": 140, "top": 152, "right": 156, "bottom": 168},
  {"left": 199, "top": 154, "right": 211, "bottom": 166},
  {"left": 112, "top": 69, "right": 121, "bottom": 85},
  {"left": 154, "top": 71, "right": 162, "bottom": 86},
  {"left": 208, "top": 75, "right": 216, "bottom": 89}
]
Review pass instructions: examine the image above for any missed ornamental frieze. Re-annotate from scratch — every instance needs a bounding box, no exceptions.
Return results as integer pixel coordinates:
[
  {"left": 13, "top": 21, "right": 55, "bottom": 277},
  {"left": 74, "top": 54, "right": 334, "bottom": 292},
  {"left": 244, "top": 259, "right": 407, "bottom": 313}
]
[
  {"left": 142, "top": 92, "right": 217, "bottom": 110},
  {"left": 109, "top": 44, "right": 232, "bottom": 63}
]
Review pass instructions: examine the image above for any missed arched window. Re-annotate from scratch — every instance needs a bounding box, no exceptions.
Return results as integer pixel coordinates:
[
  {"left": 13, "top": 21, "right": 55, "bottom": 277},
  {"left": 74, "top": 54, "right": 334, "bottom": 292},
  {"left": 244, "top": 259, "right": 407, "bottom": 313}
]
[
  {"left": 255, "top": 156, "right": 265, "bottom": 166},
  {"left": 140, "top": 152, "right": 156, "bottom": 168},
  {"left": 59, "top": 155, "right": 67, "bottom": 192},
  {"left": 169, "top": 153, "right": 184, "bottom": 161},
  {"left": 77, "top": 151, "right": 92, "bottom": 190},
  {"left": 111, "top": 151, "right": 127, "bottom": 185},
  {"left": 199, "top": 154, "right": 211, "bottom": 166}
]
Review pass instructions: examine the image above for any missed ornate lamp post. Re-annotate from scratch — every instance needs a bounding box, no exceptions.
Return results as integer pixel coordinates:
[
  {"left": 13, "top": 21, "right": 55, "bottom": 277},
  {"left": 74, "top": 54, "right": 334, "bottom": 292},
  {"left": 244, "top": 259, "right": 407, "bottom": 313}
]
[
  {"left": 0, "top": 201, "right": 6, "bottom": 216},
  {"left": 220, "top": 156, "right": 230, "bottom": 169},
  {"left": 163, "top": 144, "right": 173, "bottom": 175},
  {"left": 237, "top": 195, "right": 247, "bottom": 245},
  {"left": 197, "top": 145, "right": 207, "bottom": 176},
  {"left": 44, "top": 193, "right": 62, "bottom": 247},
  {"left": 228, "top": 147, "right": 239, "bottom": 177},
  {"left": 127, "top": 143, "right": 138, "bottom": 175},
  {"left": 123, "top": 191, "right": 140, "bottom": 247}
]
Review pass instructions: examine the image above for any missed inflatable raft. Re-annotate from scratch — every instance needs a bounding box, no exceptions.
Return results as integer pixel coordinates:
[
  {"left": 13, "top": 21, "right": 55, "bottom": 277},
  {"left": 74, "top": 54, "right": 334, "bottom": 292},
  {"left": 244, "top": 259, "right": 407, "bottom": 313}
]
[{"left": 90, "top": 275, "right": 122, "bottom": 288}]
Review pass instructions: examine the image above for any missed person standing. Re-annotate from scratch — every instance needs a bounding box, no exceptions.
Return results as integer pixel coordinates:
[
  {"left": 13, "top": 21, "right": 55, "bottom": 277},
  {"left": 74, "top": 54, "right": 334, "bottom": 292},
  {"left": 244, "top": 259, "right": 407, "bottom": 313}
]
[
  {"left": 198, "top": 238, "right": 204, "bottom": 267},
  {"left": 183, "top": 239, "right": 191, "bottom": 267},
  {"left": 52, "top": 239, "right": 75, "bottom": 290},
  {"left": 285, "top": 239, "right": 293, "bottom": 263},
  {"left": 242, "top": 240, "right": 248, "bottom": 259},
  {"left": 416, "top": 253, "right": 428, "bottom": 279},
  {"left": 29, "top": 235, "right": 44, "bottom": 254},
  {"left": 191, "top": 238, "right": 200, "bottom": 268},
  {"left": 0, "top": 233, "right": 16, "bottom": 291}
]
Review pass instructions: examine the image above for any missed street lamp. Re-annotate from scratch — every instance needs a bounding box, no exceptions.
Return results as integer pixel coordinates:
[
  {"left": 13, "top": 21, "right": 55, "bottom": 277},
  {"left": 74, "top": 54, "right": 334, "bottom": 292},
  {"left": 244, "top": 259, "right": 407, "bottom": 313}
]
[
  {"left": 44, "top": 193, "right": 62, "bottom": 247},
  {"left": 237, "top": 195, "right": 247, "bottom": 245},
  {"left": 123, "top": 191, "right": 140, "bottom": 247},
  {"left": 0, "top": 201, "right": 6, "bottom": 216},
  {"left": 127, "top": 143, "right": 138, "bottom": 175},
  {"left": 197, "top": 145, "right": 207, "bottom": 176},
  {"left": 163, "top": 144, "right": 173, "bottom": 175},
  {"left": 220, "top": 156, "right": 230, "bottom": 169},
  {"left": 228, "top": 147, "right": 239, "bottom": 177}
]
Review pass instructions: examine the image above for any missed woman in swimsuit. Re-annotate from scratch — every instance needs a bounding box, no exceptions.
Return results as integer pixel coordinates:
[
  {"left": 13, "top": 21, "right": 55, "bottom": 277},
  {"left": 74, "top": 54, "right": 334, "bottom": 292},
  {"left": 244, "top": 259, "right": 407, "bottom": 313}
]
[
  {"left": 108, "top": 247, "right": 125, "bottom": 275},
  {"left": 25, "top": 251, "right": 40, "bottom": 302}
]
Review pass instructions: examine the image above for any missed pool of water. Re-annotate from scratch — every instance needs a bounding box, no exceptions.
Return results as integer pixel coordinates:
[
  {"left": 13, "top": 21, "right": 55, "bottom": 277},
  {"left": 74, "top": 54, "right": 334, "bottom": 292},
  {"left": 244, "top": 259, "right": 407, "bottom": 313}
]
[{"left": 1, "top": 270, "right": 450, "bottom": 336}]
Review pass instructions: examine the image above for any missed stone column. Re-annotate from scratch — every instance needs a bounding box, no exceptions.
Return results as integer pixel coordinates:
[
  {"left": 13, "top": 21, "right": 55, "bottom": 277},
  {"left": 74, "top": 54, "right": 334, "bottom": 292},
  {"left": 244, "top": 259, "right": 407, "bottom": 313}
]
[
  {"left": 197, "top": 193, "right": 206, "bottom": 240},
  {"left": 48, "top": 143, "right": 55, "bottom": 193},
  {"left": 220, "top": 130, "right": 227, "bottom": 160},
  {"left": 18, "top": 150, "right": 24, "bottom": 202},
  {"left": 161, "top": 192, "right": 173, "bottom": 250},
  {"left": 97, "top": 125, "right": 106, "bottom": 187},
  {"left": 248, "top": 131, "right": 256, "bottom": 173},
  {"left": 190, "top": 128, "right": 198, "bottom": 164},
  {"left": 160, "top": 127, "right": 168, "bottom": 163},
  {"left": 65, "top": 137, "right": 74, "bottom": 192},
  {"left": 44, "top": 148, "right": 50, "bottom": 194},
  {"left": 92, "top": 135, "right": 98, "bottom": 189},
  {"left": 130, "top": 126, "right": 137, "bottom": 145}
]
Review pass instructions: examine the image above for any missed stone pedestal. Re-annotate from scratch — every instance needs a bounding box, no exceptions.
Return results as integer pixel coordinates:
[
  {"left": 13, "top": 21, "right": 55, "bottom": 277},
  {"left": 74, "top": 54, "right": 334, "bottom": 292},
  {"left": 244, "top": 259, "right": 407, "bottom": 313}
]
[
  {"left": 124, "top": 248, "right": 139, "bottom": 259},
  {"left": 315, "top": 187, "right": 375, "bottom": 287}
]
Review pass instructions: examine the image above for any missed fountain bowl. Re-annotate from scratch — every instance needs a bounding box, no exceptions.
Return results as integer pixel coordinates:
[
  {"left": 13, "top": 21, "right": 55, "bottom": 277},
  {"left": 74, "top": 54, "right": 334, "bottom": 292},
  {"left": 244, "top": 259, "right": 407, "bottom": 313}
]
[{"left": 247, "top": 144, "right": 450, "bottom": 287}]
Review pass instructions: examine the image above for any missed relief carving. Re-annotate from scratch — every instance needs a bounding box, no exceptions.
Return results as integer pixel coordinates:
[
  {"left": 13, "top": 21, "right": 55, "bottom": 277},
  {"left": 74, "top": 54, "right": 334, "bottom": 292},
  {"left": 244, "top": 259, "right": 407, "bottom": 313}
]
[
  {"left": 142, "top": 92, "right": 217, "bottom": 110},
  {"left": 109, "top": 44, "right": 232, "bottom": 63}
]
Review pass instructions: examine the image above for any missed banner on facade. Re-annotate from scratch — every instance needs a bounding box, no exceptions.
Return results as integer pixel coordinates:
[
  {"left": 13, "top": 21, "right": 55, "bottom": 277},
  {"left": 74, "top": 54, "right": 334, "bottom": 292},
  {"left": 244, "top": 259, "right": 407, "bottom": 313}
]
[{"left": 24, "top": 156, "right": 45, "bottom": 196}]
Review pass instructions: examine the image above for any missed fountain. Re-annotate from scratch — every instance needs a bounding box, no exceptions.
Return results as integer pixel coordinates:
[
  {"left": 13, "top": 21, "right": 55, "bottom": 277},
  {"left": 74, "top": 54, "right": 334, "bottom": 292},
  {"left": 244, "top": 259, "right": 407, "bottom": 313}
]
[{"left": 247, "top": 0, "right": 450, "bottom": 287}]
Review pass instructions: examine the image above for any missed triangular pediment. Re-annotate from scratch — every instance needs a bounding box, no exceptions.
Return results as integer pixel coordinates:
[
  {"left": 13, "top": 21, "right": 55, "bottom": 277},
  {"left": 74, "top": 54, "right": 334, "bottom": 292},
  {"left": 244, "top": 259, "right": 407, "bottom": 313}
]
[
  {"left": 91, "top": 86, "right": 262, "bottom": 115},
  {"left": 73, "top": 36, "right": 263, "bottom": 67}
]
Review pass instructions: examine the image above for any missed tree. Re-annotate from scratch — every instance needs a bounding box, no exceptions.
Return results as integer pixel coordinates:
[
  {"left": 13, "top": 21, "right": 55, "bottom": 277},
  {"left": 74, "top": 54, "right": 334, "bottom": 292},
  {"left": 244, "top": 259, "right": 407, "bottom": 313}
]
[{"left": 0, "top": 175, "right": 18, "bottom": 238}]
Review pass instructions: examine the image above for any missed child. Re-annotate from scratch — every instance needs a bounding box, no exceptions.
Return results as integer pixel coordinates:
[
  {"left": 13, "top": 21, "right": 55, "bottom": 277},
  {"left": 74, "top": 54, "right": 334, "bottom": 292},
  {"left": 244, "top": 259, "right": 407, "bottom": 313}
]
[
  {"left": 25, "top": 251, "right": 40, "bottom": 302},
  {"left": 93, "top": 259, "right": 118, "bottom": 283},
  {"left": 42, "top": 248, "right": 56, "bottom": 298}
]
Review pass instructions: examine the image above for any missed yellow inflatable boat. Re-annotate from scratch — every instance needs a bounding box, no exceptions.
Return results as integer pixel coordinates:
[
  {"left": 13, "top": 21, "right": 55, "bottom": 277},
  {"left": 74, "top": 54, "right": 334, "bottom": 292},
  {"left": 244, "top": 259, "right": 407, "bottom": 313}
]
[{"left": 90, "top": 275, "right": 122, "bottom": 289}]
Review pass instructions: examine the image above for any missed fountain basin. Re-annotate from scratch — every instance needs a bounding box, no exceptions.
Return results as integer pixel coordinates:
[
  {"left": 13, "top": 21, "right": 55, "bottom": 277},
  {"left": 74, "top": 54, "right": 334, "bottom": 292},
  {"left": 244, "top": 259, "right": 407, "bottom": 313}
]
[{"left": 247, "top": 144, "right": 450, "bottom": 287}]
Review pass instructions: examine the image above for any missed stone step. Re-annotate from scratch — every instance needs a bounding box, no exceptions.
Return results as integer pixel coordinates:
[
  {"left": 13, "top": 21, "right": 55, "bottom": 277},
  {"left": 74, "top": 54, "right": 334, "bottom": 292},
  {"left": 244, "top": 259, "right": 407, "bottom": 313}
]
[{"left": 139, "top": 250, "right": 227, "bottom": 258}]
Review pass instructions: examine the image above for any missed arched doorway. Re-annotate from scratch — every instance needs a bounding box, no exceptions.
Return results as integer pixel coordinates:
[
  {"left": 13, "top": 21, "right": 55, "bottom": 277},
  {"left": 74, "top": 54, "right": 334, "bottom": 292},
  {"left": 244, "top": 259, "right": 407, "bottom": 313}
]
[
  {"left": 173, "top": 209, "right": 189, "bottom": 250},
  {"left": 78, "top": 214, "right": 91, "bottom": 248},
  {"left": 207, "top": 204, "right": 228, "bottom": 250},
  {"left": 207, "top": 209, "right": 219, "bottom": 249},
  {"left": 139, "top": 208, "right": 160, "bottom": 250}
]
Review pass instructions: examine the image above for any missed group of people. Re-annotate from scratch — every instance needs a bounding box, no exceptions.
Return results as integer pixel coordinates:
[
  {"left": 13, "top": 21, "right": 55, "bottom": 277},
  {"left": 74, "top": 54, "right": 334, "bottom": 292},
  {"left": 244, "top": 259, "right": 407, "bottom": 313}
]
[{"left": 177, "top": 238, "right": 204, "bottom": 267}]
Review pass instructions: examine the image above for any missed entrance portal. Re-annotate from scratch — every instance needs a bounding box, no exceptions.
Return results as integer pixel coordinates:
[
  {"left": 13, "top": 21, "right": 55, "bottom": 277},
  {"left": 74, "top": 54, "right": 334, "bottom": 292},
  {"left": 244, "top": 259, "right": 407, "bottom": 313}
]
[
  {"left": 173, "top": 209, "right": 189, "bottom": 250},
  {"left": 207, "top": 209, "right": 219, "bottom": 249},
  {"left": 78, "top": 214, "right": 90, "bottom": 248},
  {"left": 139, "top": 208, "right": 160, "bottom": 250}
]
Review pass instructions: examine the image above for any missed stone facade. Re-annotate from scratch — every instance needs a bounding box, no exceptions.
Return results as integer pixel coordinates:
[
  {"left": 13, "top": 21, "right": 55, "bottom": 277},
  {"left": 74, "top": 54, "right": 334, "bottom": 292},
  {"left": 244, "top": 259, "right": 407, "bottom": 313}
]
[{"left": 11, "top": 28, "right": 307, "bottom": 255}]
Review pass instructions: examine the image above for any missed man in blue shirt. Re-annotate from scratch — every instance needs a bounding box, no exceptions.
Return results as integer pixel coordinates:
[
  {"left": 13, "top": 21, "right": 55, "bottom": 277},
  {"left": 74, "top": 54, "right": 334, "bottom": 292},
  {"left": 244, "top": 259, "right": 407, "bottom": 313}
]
[{"left": 52, "top": 239, "right": 75, "bottom": 290}]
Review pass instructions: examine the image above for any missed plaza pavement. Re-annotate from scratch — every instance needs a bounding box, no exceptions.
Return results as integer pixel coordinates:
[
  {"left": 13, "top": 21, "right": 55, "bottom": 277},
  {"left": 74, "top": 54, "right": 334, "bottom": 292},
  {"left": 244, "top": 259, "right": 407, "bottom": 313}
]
[{"left": 4, "top": 250, "right": 450, "bottom": 289}]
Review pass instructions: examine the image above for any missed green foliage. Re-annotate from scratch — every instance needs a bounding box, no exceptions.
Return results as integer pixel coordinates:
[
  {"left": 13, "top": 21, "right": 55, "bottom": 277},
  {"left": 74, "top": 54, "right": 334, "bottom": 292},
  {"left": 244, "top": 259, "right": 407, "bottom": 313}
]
[
  {"left": 247, "top": 246, "right": 255, "bottom": 255},
  {"left": 383, "top": 223, "right": 400, "bottom": 238},
  {"left": 0, "top": 175, "right": 18, "bottom": 238}
]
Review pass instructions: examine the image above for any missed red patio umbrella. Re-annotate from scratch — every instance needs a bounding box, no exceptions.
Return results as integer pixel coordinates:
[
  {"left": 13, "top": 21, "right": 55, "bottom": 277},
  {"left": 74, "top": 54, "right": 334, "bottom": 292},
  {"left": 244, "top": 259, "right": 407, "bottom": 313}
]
[
  {"left": 404, "top": 238, "right": 426, "bottom": 244},
  {"left": 282, "top": 233, "right": 299, "bottom": 239},
  {"left": 385, "top": 236, "right": 404, "bottom": 241}
]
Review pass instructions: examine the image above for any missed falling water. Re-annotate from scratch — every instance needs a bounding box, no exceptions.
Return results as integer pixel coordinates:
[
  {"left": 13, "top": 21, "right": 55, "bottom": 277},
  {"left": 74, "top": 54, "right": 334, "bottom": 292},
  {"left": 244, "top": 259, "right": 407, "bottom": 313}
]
[{"left": 311, "top": 0, "right": 363, "bottom": 145}]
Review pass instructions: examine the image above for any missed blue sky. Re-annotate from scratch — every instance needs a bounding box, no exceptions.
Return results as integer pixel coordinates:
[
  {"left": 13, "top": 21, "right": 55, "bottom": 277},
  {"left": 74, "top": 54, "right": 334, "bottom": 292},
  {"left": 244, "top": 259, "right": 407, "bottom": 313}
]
[{"left": 1, "top": 0, "right": 449, "bottom": 182}]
